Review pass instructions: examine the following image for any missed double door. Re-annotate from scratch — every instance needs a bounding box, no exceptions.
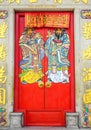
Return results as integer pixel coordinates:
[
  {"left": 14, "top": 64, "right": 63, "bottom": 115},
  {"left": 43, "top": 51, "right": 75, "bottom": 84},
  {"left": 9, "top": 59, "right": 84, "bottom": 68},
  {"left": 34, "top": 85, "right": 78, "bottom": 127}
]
[{"left": 14, "top": 11, "right": 75, "bottom": 126}]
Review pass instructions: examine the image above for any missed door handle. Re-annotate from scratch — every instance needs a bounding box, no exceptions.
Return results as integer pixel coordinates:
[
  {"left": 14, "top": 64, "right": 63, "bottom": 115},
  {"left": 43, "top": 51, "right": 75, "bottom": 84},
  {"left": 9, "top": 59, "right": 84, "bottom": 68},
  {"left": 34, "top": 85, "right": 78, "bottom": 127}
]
[
  {"left": 38, "top": 81, "right": 52, "bottom": 88},
  {"left": 38, "top": 81, "right": 44, "bottom": 88},
  {"left": 45, "top": 81, "right": 51, "bottom": 88}
]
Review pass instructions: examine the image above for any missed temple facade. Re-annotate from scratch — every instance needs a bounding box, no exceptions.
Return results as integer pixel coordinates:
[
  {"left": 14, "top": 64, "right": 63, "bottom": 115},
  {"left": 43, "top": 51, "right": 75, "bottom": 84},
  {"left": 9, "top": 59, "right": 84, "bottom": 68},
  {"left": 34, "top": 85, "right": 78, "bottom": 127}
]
[{"left": 0, "top": 0, "right": 91, "bottom": 128}]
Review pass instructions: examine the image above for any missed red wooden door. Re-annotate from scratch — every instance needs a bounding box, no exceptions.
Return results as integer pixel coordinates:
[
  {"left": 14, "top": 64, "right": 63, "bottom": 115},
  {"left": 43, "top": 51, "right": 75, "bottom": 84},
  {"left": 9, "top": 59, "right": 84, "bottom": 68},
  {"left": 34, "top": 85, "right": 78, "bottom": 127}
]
[{"left": 14, "top": 11, "right": 75, "bottom": 126}]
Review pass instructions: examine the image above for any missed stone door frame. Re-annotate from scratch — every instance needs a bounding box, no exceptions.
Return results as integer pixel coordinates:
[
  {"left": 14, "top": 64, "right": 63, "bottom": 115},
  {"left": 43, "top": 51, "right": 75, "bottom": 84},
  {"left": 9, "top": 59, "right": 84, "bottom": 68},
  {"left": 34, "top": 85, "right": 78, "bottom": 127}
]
[{"left": 9, "top": 6, "right": 79, "bottom": 128}]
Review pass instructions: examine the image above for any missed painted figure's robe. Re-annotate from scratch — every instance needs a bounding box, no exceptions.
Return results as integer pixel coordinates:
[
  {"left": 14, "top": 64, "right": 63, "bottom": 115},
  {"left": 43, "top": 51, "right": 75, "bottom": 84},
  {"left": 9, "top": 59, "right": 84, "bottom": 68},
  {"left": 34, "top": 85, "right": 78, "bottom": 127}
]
[
  {"left": 19, "top": 31, "right": 44, "bottom": 84},
  {"left": 45, "top": 30, "right": 70, "bottom": 83}
]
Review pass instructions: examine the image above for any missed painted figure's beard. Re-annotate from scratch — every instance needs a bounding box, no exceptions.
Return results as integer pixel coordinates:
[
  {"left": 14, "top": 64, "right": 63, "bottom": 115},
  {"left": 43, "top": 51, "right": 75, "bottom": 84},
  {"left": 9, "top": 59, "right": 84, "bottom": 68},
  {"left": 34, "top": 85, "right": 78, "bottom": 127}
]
[{"left": 55, "top": 33, "right": 61, "bottom": 40}]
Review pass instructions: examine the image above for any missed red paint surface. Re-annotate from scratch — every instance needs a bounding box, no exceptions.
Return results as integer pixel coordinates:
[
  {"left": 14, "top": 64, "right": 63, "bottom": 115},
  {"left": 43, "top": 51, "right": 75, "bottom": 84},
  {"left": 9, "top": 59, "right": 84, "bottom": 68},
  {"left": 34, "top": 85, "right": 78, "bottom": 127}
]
[{"left": 14, "top": 12, "right": 75, "bottom": 126}]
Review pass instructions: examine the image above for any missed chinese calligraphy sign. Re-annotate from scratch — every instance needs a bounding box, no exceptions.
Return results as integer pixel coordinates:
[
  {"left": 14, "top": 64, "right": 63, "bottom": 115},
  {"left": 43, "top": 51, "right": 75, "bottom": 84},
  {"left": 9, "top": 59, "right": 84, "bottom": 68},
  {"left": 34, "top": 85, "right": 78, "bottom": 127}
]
[
  {"left": 82, "top": 45, "right": 91, "bottom": 60},
  {"left": 0, "top": 88, "right": 6, "bottom": 105},
  {"left": 0, "top": 43, "right": 7, "bottom": 61},
  {"left": 83, "top": 89, "right": 91, "bottom": 104},
  {"left": 83, "top": 22, "right": 91, "bottom": 40},
  {"left": 0, "top": 66, "right": 7, "bottom": 84},
  {"left": 0, "top": 22, "right": 7, "bottom": 38},
  {"left": 82, "top": 68, "right": 91, "bottom": 82},
  {"left": 25, "top": 13, "right": 70, "bottom": 28}
]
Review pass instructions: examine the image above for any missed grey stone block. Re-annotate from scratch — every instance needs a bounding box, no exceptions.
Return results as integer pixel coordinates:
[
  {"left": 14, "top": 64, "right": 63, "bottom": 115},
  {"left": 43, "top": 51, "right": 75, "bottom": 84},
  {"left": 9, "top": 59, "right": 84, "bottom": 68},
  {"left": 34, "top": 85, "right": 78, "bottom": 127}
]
[
  {"left": 10, "top": 112, "right": 23, "bottom": 128},
  {"left": 66, "top": 112, "right": 79, "bottom": 128}
]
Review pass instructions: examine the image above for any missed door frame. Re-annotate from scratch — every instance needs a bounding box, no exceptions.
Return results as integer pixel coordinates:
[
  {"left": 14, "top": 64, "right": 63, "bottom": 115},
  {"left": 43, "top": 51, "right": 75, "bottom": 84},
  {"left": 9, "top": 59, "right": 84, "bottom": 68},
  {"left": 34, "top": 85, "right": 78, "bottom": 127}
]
[
  {"left": 14, "top": 11, "right": 75, "bottom": 111},
  {"left": 14, "top": 10, "right": 75, "bottom": 126},
  {"left": 8, "top": 6, "right": 79, "bottom": 126}
]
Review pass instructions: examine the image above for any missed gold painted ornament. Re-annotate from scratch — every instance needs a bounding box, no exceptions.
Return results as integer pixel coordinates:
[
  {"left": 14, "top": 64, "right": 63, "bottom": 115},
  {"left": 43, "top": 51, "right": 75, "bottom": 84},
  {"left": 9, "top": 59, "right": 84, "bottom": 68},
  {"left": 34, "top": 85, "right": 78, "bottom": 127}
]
[
  {"left": 0, "top": 11, "right": 8, "bottom": 19},
  {"left": 81, "top": 10, "right": 91, "bottom": 19},
  {"left": 19, "top": 70, "right": 44, "bottom": 84}
]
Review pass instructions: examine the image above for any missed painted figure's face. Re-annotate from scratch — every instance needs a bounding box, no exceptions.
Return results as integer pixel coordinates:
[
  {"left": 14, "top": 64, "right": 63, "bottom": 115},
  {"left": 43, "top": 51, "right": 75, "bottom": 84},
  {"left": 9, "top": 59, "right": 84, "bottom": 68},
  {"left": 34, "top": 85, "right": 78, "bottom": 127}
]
[
  {"left": 27, "top": 28, "right": 33, "bottom": 35},
  {"left": 55, "top": 28, "right": 62, "bottom": 35},
  {"left": 55, "top": 28, "right": 62, "bottom": 39}
]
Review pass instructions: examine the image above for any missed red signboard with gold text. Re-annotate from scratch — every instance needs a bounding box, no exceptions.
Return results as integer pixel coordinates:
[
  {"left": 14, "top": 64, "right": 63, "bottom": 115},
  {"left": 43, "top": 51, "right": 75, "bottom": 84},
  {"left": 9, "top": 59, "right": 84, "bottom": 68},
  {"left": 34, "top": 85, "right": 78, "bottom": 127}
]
[{"left": 25, "top": 13, "right": 70, "bottom": 28}]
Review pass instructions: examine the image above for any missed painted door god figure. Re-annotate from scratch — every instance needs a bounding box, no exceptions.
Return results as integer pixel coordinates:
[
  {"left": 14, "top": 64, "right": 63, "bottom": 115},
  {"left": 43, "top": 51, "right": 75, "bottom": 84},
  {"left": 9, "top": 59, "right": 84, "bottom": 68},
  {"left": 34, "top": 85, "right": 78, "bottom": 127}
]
[
  {"left": 45, "top": 28, "right": 70, "bottom": 83},
  {"left": 19, "top": 27, "right": 44, "bottom": 84}
]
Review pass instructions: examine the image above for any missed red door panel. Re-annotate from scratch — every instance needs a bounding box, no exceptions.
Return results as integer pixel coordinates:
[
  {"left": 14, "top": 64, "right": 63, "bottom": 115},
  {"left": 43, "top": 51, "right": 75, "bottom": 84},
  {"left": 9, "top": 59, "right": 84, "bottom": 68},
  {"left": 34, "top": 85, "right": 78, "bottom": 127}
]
[
  {"left": 15, "top": 14, "right": 45, "bottom": 111},
  {"left": 26, "top": 111, "right": 65, "bottom": 126},
  {"left": 45, "top": 12, "right": 74, "bottom": 111},
  {"left": 14, "top": 11, "right": 75, "bottom": 126},
  {"left": 45, "top": 84, "right": 71, "bottom": 110}
]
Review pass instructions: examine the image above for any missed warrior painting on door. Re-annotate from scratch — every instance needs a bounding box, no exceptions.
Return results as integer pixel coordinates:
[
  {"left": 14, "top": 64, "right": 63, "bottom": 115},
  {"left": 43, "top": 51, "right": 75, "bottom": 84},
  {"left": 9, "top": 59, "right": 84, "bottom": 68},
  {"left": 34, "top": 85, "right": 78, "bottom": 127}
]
[
  {"left": 19, "top": 13, "right": 70, "bottom": 86},
  {"left": 19, "top": 27, "right": 45, "bottom": 84},
  {"left": 45, "top": 28, "right": 70, "bottom": 83}
]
